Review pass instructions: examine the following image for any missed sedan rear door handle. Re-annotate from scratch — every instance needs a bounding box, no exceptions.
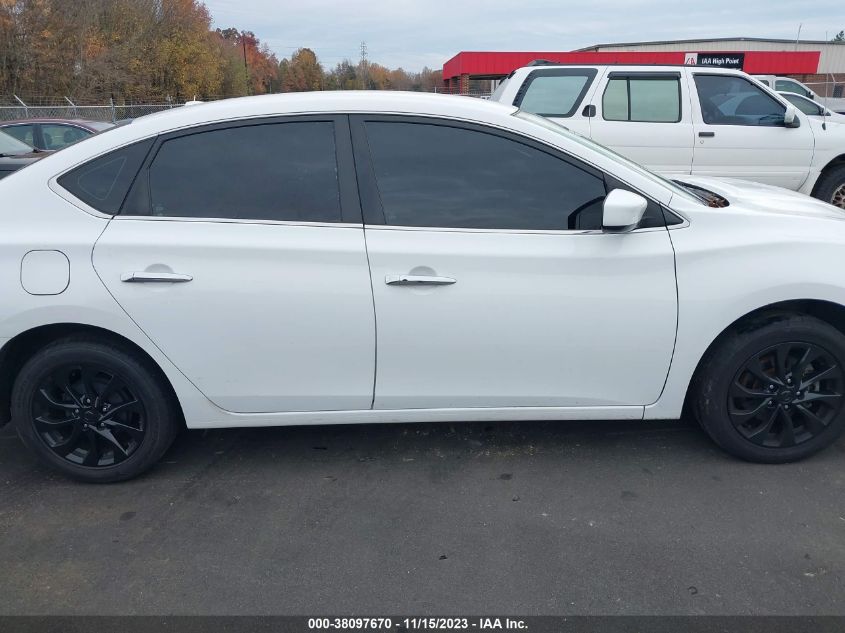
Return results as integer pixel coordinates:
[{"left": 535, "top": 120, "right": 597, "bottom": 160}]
[
  {"left": 121, "top": 271, "right": 193, "bottom": 283},
  {"left": 385, "top": 274, "right": 456, "bottom": 286}
]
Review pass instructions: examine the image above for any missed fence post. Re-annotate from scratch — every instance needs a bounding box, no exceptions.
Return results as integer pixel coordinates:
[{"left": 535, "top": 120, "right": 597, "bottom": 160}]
[
  {"left": 110, "top": 97, "right": 116, "bottom": 123},
  {"left": 13, "top": 95, "right": 28, "bottom": 117},
  {"left": 64, "top": 96, "right": 78, "bottom": 118}
]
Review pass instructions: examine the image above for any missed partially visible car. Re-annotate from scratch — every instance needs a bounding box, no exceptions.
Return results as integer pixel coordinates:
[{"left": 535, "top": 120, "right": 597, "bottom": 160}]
[
  {"left": 755, "top": 75, "right": 845, "bottom": 114},
  {"left": 0, "top": 130, "right": 46, "bottom": 180},
  {"left": 754, "top": 75, "right": 816, "bottom": 99},
  {"left": 779, "top": 91, "right": 845, "bottom": 123},
  {"left": 0, "top": 118, "right": 114, "bottom": 151}
]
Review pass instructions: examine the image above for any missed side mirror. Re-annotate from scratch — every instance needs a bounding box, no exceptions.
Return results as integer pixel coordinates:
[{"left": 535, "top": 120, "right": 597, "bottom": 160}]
[
  {"left": 784, "top": 105, "right": 800, "bottom": 128},
  {"left": 602, "top": 189, "right": 648, "bottom": 233}
]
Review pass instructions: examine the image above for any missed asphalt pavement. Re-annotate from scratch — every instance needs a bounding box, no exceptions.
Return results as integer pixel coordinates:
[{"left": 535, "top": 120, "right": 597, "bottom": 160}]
[{"left": 1, "top": 416, "right": 843, "bottom": 615}]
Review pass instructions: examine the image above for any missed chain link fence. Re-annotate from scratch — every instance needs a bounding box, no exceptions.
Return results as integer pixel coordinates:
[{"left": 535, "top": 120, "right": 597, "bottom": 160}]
[{"left": 0, "top": 97, "right": 197, "bottom": 123}]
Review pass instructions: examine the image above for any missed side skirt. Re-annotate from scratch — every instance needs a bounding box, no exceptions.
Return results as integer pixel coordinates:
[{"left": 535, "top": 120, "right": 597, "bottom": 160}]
[{"left": 186, "top": 405, "right": 646, "bottom": 429}]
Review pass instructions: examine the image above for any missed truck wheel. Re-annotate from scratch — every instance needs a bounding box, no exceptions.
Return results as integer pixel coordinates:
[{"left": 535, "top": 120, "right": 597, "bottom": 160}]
[{"left": 814, "top": 165, "right": 845, "bottom": 209}]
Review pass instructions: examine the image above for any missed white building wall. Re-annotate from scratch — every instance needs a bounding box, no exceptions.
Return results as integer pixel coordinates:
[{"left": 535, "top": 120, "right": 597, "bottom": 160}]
[{"left": 590, "top": 40, "right": 845, "bottom": 73}]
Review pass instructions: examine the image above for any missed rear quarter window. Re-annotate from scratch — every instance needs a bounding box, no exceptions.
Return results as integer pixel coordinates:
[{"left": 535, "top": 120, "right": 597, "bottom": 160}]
[{"left": 57, "top": 139, "right": 153, "bottom": 214}]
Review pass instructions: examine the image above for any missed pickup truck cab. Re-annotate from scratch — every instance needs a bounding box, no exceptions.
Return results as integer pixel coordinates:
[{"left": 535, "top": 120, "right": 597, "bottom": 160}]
[{"left": 490, "top": 63, "right": 845, "bottom": 208}]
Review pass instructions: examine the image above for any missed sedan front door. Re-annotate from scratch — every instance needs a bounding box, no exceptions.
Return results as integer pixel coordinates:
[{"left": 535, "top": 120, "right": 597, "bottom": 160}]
[{"left": 352, "top": 116, "right": 678, "bottom": 411}]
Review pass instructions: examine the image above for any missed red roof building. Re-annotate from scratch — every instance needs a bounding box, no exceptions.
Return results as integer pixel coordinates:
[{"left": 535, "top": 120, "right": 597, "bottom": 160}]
[{"left": 441, "top": 50, "right": 822, "bottom": 93}]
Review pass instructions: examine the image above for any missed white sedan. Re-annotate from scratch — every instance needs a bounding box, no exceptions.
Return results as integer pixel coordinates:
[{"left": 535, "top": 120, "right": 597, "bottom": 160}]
[{"left": 2, "top": 92, "right": 845, "bottom": 481}]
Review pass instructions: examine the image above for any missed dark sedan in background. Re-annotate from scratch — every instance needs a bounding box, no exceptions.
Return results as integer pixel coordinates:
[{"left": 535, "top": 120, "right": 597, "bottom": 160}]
[
  {"left": 0, "top": 118, "right": 113, "bottom": 151},
  {"left": 0, "top": 130, "right": 47, "bottom": 180}
]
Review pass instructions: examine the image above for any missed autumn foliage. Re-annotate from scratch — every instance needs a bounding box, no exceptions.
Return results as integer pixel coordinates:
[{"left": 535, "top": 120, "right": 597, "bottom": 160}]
[{"left": 0, "top": 0, "right": 442, "bottom": 101}]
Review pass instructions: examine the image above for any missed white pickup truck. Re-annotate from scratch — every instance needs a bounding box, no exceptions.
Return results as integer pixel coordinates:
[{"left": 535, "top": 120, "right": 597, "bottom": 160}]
[{"left": 490, "top": 63, "right": 845, "bottom": 208}]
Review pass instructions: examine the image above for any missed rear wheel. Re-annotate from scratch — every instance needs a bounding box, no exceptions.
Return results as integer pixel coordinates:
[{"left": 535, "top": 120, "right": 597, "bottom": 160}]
[
  {"left": 12, "top": 337, "right": 179, "bottom": 482},
  {"left": 693, "top": 314, "right": 845, "bottom": 463},
  {"left": 813, "top": 165, "right": 845, "bottom": 209}
]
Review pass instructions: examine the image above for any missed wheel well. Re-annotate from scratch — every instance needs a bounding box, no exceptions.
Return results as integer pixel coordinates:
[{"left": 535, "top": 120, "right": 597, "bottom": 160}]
[
  {"left": 0, "top": 323, "right": 184, "bottom": 427},
  {"left": 813, "top": 154, "right": 845, "bottom": 197},
  {"left": 683, "top": 299, "right": 845, "bottom": 416}
]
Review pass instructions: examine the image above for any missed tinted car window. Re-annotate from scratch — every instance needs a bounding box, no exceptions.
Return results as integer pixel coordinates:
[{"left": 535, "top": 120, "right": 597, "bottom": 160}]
[
  {"left": 2, "top": 125, "right": 35, "bottom": 147},
  {"left": 42, "top": 124, "right": 91, "bottom": 150},
  {"left": 695, "top": 75, "right": 786, "bottom": 126},
  {"left": 516, "top": 70, "right": 596, "bottom": 117},
  {"left": 603, "top": 76, "right": 680, "bottom": 122},
  {"left": 57, "top": 139, "right": 154, "bottom": 214},
  {"left": 775, "top": 79, "right": 809, "bottom": 97},
  {"left": 364, "top": 122, "right": 607, "bottom": 230},
  {"left": 782, "top": 93, "right": 823, "bottom": 116},
  {"left": 146, "top": 122, "right": 341, "bottom": 222}
]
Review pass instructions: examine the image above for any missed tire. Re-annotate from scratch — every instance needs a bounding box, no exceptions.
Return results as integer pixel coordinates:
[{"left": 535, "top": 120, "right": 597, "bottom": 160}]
[
  {"left": 11, "top": 336, "right": 179, "bottom": 482},
  {"left": 693, "top": 314, "right": 845, "bottom": 463},
  {"left": 813, "top": 165, "right": 845, "bottom": 209}
]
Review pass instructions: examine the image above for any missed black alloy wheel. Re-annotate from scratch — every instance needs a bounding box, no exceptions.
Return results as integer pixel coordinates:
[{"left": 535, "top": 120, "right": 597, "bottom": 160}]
[
  {"left": 693, "top": 314, "right": 845, "bottom": 463},
  {"left": 32, "top": 364, "right": 146, "bottom": 468},
  {"left": 727, "top": 342, "right": 844, "bottom": 448},
  {"left": 12, "top": 336, "right": 179, "bottom": 482}
]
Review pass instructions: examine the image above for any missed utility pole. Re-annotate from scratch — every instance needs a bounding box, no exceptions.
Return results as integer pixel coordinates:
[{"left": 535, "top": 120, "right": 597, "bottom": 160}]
[
  {"left": 242, "top": 32, "right": 250, "bottom": 95},
  {"left": 360, "top": 41, "right": 368, "bottom": 89}
]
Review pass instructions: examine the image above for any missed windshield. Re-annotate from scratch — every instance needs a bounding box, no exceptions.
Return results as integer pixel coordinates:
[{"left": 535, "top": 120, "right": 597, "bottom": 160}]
[
  {"left": 0, "top": 130, "right": 34, "bottom": 155},
  {"left": 514, "top": 110, "right": 702, "bottom": 204}
]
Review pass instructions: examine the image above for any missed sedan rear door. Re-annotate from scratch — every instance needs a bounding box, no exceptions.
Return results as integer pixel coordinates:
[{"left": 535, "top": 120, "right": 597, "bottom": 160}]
[{"left": 88, "top": 116, "right": 376, "bottom": 414}]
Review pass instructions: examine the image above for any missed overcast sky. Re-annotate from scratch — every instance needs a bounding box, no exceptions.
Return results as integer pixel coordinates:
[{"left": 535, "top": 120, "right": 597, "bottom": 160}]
[{"left": 204, "top": 0, "right": 845, "bottom": 71}]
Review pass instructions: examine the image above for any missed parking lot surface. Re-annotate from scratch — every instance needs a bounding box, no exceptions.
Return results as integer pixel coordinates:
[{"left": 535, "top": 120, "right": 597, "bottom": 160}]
[{"left": 1, "top": 417, "right": 843, "bottom": 615}]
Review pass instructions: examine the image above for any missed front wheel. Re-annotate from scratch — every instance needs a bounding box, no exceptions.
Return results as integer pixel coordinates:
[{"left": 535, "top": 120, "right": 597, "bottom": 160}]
[
  {"left": 11, "top": 336, "right": 179, "bottom": 482},
  {"left": 813, "top": 165, "right": 845, "bottom": 210},
  {"left": 693, "top": 314, "right": 845, "bottom": 463}
]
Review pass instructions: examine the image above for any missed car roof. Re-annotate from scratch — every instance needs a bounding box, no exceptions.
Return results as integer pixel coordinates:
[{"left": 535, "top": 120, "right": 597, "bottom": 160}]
[
  {"left": 132, "top": 91, "right": 517, "bottom": 130},
  {"left": 0, "top": 118, "right": 113, "bottom": 129},
  {"left": 22, "top": 92, "right": 521, "bottom": 177},
  {"left": 14, "top": 90, "right": 680, "bottom": 211},
  {"left": 515, "top": 63, "right": 747, "bottom": 72}
]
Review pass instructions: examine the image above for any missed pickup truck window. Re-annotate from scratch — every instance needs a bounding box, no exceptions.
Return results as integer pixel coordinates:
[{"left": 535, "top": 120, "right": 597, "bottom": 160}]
[
  {"left": 602, "top": 76, "right": 681, "bottom": 123},
  {"left": 514, "top": 68, "right": 597, "bottom": 117},
  {"left": 694, "top": 75, "right": 786, "bottom": 127}
]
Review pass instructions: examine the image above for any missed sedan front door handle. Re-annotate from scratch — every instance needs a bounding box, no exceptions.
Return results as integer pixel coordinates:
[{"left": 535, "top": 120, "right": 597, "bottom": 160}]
[
  {"left": 385, "top": 274, "right": 456, "bottom": 286},
  {"left": 120, "top": 271, "right": 193, "bottom": 283}
]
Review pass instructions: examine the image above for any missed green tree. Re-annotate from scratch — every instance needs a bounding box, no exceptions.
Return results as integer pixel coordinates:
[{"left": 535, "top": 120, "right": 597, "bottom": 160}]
[{"left": 832, "top": 30, "right": 845, "bottom": 42}]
